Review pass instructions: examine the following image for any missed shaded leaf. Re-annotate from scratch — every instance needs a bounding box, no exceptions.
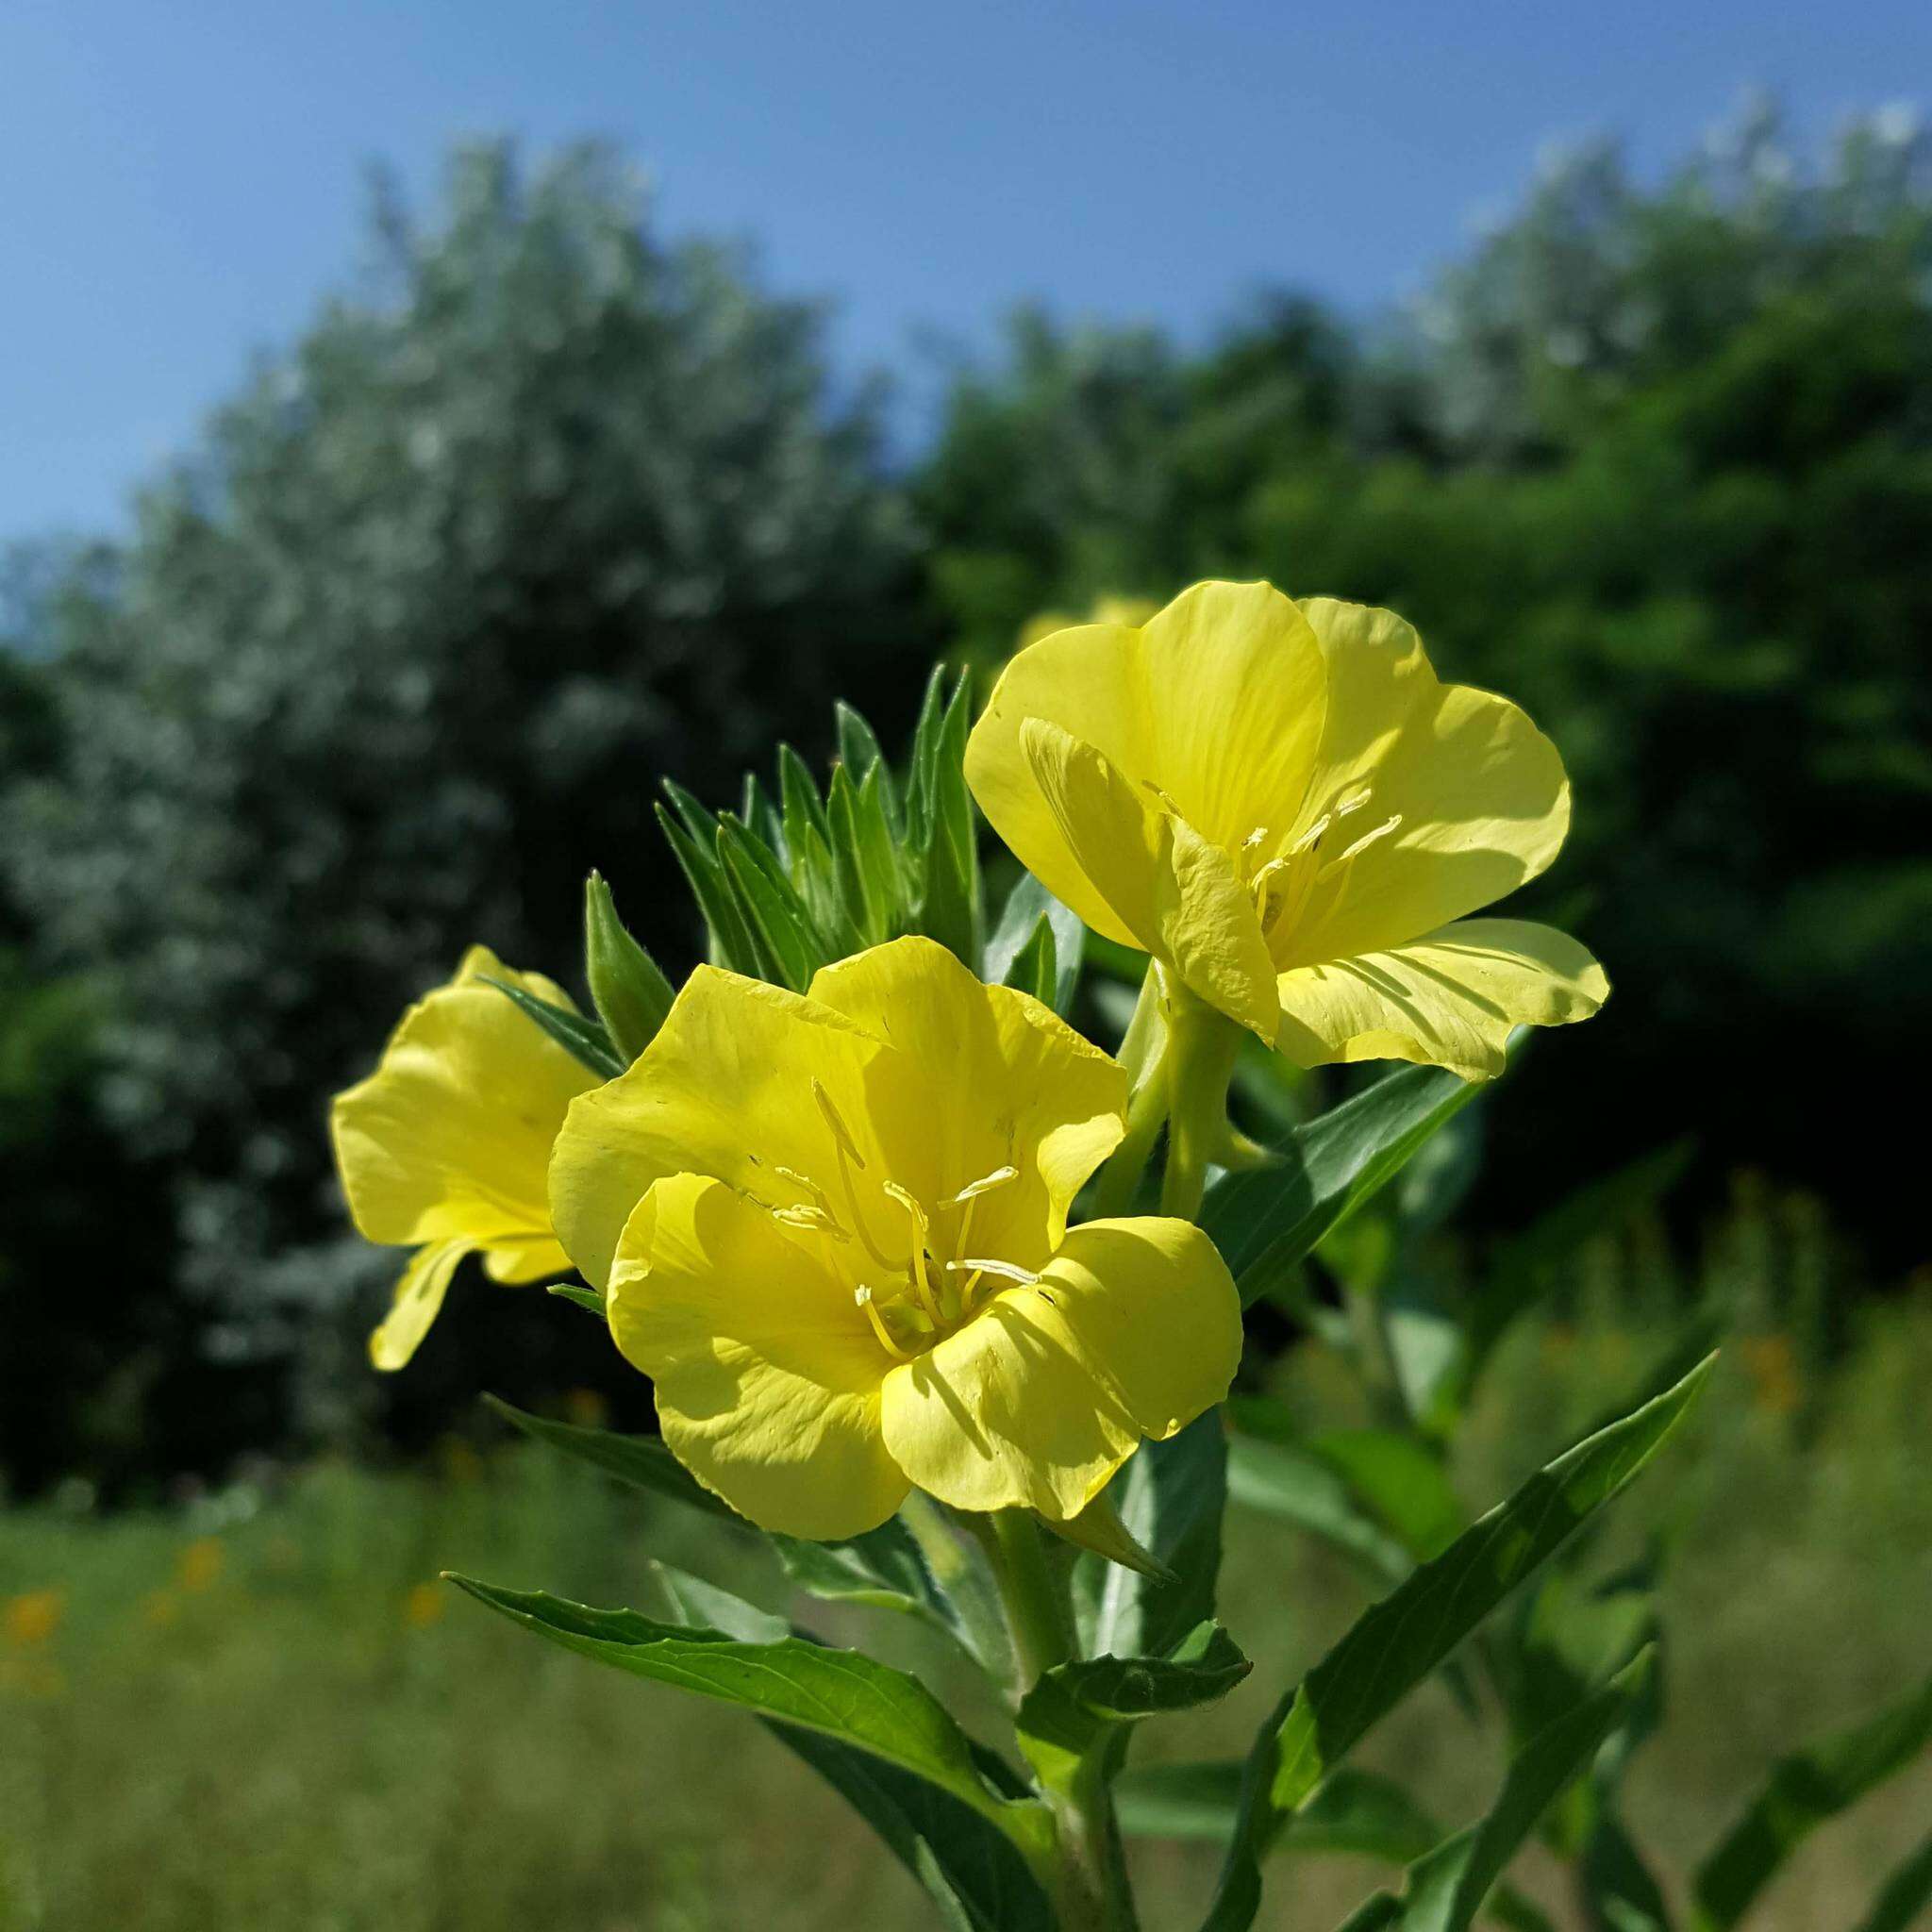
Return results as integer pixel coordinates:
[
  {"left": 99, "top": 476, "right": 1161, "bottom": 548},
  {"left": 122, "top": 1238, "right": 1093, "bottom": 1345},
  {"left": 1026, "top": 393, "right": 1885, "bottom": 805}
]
[
  {"left": 1203, "top": 1066, "right": 1482, "bottom": 1307},
  {"left": 1693, "top": 1671, "right": 1932, "bottom": 1931},
  {"left": 479, "top": 976, "right": 625, "bottom": 1079},
  {"left": 1203, "top": 1359, "right": 1714, "bottom": 1931}
]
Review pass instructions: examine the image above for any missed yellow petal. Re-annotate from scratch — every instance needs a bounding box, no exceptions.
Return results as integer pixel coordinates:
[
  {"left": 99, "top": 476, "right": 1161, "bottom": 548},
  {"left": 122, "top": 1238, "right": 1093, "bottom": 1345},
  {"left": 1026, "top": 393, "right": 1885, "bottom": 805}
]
[
  {"left": 1274, "top": 918, "right": 1609, "bottom": 1081},
  {"left": 1133, "top": 581, "right": 1328, "bottom": 850},
  {"left": 548, "top": 967, "right": 886, "bottom": 1290},
  {"left": 608, "top": 1173, "right": 907, "bottom": 1539},
  {"left": 808, "top": 936, "right": 1126, "bottom": 1264},
  {"left": 1278, "top": 600, "right": 1572, "bottom": 966},
  {"left": 369, "top": 1238, "right": 471, "bottom": 1372},
  {"left": 479, "top": 1235, "right": 575, "bottom": 1284},
  {"left": 331, "top": 945, "right": 598, "bottom": 1251},
  {"left": 967, "top": 620, "right": 1158, "bottom": 945},
  {"left": 967, "top": 582, "right": 1327, "bottom": 892},
  {"left": 1018, "top": 719, "right": 1277, "bottom": 1038},
  {"left": 878, "top": 1217, "right": 1241, "bottom": 1520}
]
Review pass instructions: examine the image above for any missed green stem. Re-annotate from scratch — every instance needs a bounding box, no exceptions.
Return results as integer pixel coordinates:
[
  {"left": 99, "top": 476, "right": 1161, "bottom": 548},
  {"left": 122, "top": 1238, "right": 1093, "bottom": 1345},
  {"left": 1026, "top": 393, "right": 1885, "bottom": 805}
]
[
  {"left": 980, "top": 1513, "right": 1138, "bottom": 1932},
  {"left": 1158, "top": 982, "right": 1242, "bottom": 1221}
]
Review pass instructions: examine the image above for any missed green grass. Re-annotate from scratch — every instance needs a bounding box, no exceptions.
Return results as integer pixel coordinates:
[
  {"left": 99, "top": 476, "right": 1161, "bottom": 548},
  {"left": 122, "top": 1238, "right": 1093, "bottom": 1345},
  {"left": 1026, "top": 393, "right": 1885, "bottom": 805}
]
[{"left": 2, "top": 1281, "right": 1926, "bottom": 1931}]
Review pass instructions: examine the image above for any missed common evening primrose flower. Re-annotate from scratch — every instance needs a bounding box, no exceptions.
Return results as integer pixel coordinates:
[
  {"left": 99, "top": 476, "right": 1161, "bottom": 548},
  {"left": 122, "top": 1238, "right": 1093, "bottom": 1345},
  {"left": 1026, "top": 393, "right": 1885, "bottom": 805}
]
[
  {"left": 547, "top": 936, "right": 1241, "bottom": 1540},
  {"left": 965, "top": 579, "right": 1607, "bottom": 1080},
  {"left": 331, "top": 946, "right": 597, "bottom": 1370}
]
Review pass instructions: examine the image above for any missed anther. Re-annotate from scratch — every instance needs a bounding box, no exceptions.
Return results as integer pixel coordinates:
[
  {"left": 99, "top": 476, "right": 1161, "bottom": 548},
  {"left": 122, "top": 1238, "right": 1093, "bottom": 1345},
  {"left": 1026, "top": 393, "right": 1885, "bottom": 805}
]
[
  {"left": 946, "top": 1165, "right": 1019, "bottom": 1207},
  {"left": 882, "top": 1183, "right": 942, "bottom": 1324},
  {"left": 946, "top": 1257, "right": 1040, "bottom": 1287}
]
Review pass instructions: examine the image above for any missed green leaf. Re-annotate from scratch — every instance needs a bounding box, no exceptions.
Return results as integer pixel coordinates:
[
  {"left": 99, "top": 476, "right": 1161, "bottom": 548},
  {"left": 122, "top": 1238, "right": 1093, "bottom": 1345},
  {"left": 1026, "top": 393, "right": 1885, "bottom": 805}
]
[
  {"left": 1074, "top": 1411, "right": 1227, "bottom": 1665},
  {"left": 1203, "top": 1357, "right": 1715, "bottom": 1932},
  {"left": 770, "top": 1518, "right": 992, "bottom": 1666},
  {"left": 655, "top": 799, "right": 759, "bottom": 974},
  {"left": 913, "top": 672, "right": 982, "bottom": 965},
  {"left": 1202, "top": 1065, "right": 1482, "bottom": 1307},
  {"left": 479, "top": 976, "right": 625, "bottom": 1078},
  {"left": 1848, "top": 1834, "right": 1932, "bottom": 1932},
  {"left": 582, "top": 872, "right": 676, "bottom": 1062},
  {"left": 653, "top": 1566, "right": 1053, "bottom": 1932},
  {"left": 826, "top": 758, "right": 903, "bottom": 948},
  {"left": 1580, "top": 1814, "right": 1673, "bottom": 1932},
  {"left": 1692, "top": 1670, "right": 1932, "bottom": 1931},
  {"left": 1041, "top": 1623, "right": 1251, "bottom": 1724},
  {"left": 545, "top": 1282, "right": 606, "bottom": 1315},
  {"left": 1347, "top": 1655, "right": 1656, "bottom": 1932},
  {"left": 1228, "top": 1403, "right": 1465, "bottom": 1577},
  {"left": 446, "top": 1574, "right": 1049, "bottom": 1856},
  {"left": 1017, "top": 1623, "right": 1249, "bottom": 1790},
  {"left": 716, "top": 816, "right": 830, "bottom": 991},
  {"left": 836, "top": 698, "right": 898, "bottom": 828},
  {"left": 482, "top": 1394, "right": 739, "bottom": 1521},
  {"left": 1224, "top": 1433, "right": 1417, "bottom": 1586},
  {"left": 986, "top": 873, "right": 1084, "bottom": 1015},
  {"left": 1121, "top": 1762, "right": 1438, "bottom": 1861}
]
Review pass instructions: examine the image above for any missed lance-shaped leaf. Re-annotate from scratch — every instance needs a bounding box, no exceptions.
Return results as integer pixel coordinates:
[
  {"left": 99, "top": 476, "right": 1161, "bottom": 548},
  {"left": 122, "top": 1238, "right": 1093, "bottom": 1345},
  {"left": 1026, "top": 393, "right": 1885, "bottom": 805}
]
[
  {"left": 446, "top": 1575, "right": 1050, "bottom": 1859},
  {"left": 582, "top": 872, "right": 676, "bottom": 1063},
  {"left": 654, "top": 1565, "right": 1053, "bottom": 1932},
  {"left": 1849, "top": 1834, "right": 1932, "bottom": 1932},
  {"left": 483, "top": 1393, "right": 736, "bottom": 1520},
  {"left": 1120, "top": 1762, "right": 1438, "bottom": 1860},
  {"left": 1017, "top": 1624, "right": 1249, "bottom": 1790},
  {"left": 986, "top": 873, "right": 1084, "bottom": 1017},
  {"left": 716, "top": 815, "right": 831, "bottom": 991},
  {"left": 1074, "top": 1411, "right": 1228, "bottom": 1664},
  {"left": 656, "top": 797, "right": 761, "bottom": 974},
  {"left": 1202, "top": 1357, "right": 1714, "bottom": 1932},
  {"left": 482, "top": 1396, "right": 980, "bottom": 1657},
  {"left": 1692, "top": 1670, "right": 1932, "bottom": 1931},
  {"left": 1341, "top": 1655, "right": 1655, "bottom": 1932},
  {"left": 1202, "top": 1065, "right": 1482, "bottom": 1307},
  {"left": 480, "top": 976, "right": 626, "bottom": 1079},
  {"left": 912, "top": 671, "right": 982, "bottom": 965}
]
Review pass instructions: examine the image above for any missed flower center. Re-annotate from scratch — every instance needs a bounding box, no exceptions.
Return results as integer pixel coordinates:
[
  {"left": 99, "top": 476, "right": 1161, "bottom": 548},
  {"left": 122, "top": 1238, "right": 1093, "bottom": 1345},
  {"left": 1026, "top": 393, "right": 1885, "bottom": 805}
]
[
  {"left": 751, "top": 1079, "right": 1025, "bottom": 1361},
  {"left": 1235, "top": 787, "right": 1401, "bottom": 963}
]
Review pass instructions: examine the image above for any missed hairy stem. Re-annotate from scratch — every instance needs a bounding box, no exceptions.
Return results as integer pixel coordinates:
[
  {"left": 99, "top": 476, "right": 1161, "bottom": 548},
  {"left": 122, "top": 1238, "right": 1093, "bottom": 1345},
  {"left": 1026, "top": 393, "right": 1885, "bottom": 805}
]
[{"left": 1158, "top": 981, "right": 1242, "bottom": 1221}]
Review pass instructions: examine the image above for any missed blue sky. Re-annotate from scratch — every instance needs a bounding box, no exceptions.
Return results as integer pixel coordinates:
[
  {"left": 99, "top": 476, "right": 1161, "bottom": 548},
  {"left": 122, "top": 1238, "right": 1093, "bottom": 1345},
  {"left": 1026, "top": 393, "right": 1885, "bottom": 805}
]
[{"left": 4, "top": 0, "right": 1927, "bottom": 541}]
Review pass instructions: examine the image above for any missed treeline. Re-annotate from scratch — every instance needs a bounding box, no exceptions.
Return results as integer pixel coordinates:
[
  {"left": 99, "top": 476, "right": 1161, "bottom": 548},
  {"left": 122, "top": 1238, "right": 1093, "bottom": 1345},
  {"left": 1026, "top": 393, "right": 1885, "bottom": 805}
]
[{"left": 3, "top": 106, "right": 1927, "bottom": 1491}]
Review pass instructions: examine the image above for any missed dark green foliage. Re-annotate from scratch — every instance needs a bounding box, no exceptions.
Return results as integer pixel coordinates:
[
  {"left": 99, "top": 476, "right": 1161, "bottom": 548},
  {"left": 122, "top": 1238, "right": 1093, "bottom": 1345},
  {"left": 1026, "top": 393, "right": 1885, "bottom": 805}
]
[{"left": 0, "top": 142, "right": 925, "bottom": 1457}]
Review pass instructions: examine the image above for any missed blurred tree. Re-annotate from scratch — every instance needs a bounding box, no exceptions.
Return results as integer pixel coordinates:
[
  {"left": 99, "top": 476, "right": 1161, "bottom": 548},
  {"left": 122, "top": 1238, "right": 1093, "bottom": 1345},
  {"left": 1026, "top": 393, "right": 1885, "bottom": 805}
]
[{"left": 2, "top": 142, "right": 925, "bottom": 1460}]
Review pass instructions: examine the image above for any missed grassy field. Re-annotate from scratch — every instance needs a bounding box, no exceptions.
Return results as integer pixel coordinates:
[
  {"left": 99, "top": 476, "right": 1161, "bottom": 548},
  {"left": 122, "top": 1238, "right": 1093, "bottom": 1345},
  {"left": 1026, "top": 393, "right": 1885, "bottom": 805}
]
[{"left": 3, "top": 1240, "right": 1927, "bottom": 1931}]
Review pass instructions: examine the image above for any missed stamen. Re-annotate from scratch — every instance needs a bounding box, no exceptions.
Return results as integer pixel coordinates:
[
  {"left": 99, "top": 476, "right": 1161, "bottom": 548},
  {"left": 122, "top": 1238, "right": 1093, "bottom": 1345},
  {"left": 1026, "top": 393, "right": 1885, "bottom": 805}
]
[
  {"left": 1317, "top": 812, "right": 1402, "bottom": 878},
  {"left": 1139, "top": 778, "right": 1183, "bottom": 816},
  {"left": 946, "top": 1164, "right": 1019, "bottom": 1207},
  {"left": 774, "top": 1164, "right": 838, "bottom": 1221},
  {"left": 770, "top": 1204, "right": 848, "bottom": 1241},
  {"left": 854, "top": 1286, "right": 912, "bottom": 1360},
  {"left": 810, "top": 1078, "right": 867, "bottom": 1171},
  {"left": 1241, "top": 825, "right": 1269, "bottom": 854},
  {"left": 881, "top": 1183, "right": 942, "bottom": 1323},
  {"left": 946, "top": 1257, "right": 1041, "bottom": 1287},
  {"left": 1333, "top": 787, "right": 1374, "bottom": 819},
  {"left": 1290, "top": 811, "right": 1332, "bottom": 856}
]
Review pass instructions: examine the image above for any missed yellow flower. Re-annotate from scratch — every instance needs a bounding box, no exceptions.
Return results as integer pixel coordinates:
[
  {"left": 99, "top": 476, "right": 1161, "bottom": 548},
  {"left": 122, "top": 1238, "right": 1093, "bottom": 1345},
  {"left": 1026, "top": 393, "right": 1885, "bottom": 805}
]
[
  {"left": 4, "top": 1590, "right": 64, "bottom": 1648},
  {"left": 966, "top": 580, "right": 1607, "bottom": 1080},
  {"left": 332, "top": 945, "right": 600, "bottom": 1369},
  {"left": 176, "top": 1538, "right": 224, "bottom": 1593},
  {"left": 548, "top": 936, "right": 1241, "bottom": 1539},
  {"left": 403, "top": 1581, "right": 447, "bottom": 1629}
]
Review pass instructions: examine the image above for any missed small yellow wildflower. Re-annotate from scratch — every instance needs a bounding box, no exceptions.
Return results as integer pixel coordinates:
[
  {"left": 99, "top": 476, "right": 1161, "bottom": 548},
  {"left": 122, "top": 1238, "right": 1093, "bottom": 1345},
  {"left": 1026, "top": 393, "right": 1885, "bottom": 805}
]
[
  {"left": 176, "top": 1537, "right": 225, "bottom": 1593},
  {"left": 548, "top": 937, "right": 1241, "bottom": 1538},
  {"left": 332, "top": 945, "right": 600, "bottom": 1369},
  {"left": 4, "top": 1590, "right": 64, "bottom": 1648},
  {"left": 404, "top": 1582, "right": 447, "bottom": 1629},
  {"left": 1740, "top": 1333, "right": 1803, "bottom": 1417},
  {"left": 966, "top": 580, "right": 1607, "bottom": 1080}
]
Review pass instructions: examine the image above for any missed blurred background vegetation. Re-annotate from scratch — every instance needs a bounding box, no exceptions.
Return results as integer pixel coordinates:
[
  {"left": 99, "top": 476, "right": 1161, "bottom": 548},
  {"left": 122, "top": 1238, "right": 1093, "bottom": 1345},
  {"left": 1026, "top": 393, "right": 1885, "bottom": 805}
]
[{"left": 0, "top": 96, "right": 1926, "bottom": 1931}]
